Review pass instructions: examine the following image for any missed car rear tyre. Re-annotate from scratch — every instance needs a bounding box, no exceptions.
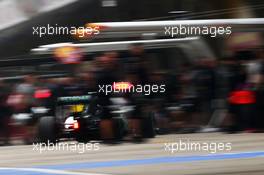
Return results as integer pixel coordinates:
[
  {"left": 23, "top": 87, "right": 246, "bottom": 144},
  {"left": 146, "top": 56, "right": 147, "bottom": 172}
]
[
  {"left": 38, "top": 116, "right": 57, "bottom": 143},
  {"left": 142, "top": 114, "right": 156, "bottom": 138},
  {"left": 113, "top": 117, "right": 125, "bottom": 141}
]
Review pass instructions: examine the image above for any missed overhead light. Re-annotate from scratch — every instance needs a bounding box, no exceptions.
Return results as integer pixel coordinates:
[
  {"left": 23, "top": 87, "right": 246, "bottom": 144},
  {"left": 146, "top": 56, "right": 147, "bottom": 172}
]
[
  {"left": 168, "top": 11, "right": 189, "bottom": 14},
  {"left": 101, "top": 0, "right": 117, "bottom": 7},
  {"left": 40, "top": 42, "right": 73, "bottom": 49}
]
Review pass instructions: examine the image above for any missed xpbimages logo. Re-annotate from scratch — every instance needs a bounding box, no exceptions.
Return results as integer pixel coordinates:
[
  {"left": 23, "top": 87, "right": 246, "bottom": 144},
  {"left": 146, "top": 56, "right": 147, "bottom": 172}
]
[
  {"left": 98, "top": 82, "right": 166, "bottom": 95},
  {"left": 32, "top": 24, "right": 100, "bottom": 37},
  {"left": 33, "top": 141, "right": 100, "bottom": 154},
  {"left": 164, "top": 25, "right": 232, "bottom": 38},
  {"left": 164, "top": 139, "right": 232, "bottom": 154}
]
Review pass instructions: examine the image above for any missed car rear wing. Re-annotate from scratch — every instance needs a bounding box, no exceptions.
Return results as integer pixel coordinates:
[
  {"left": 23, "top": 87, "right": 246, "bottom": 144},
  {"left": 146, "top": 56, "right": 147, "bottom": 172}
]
[{"left": 57, "top": 95, "right": 92, "bottom": 105}]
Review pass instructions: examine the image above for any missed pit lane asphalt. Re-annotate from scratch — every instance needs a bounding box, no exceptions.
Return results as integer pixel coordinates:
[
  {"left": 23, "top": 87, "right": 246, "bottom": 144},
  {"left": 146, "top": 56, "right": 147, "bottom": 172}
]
[{"left": 0, "top": 133, "right": 264, "bottom": 175}]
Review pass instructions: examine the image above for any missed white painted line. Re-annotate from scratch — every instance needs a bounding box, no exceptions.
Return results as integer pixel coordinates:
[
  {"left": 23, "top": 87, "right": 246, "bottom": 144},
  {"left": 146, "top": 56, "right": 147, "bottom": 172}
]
[{"left": 0, "top": 167, "right": 112, "bottom": 175}]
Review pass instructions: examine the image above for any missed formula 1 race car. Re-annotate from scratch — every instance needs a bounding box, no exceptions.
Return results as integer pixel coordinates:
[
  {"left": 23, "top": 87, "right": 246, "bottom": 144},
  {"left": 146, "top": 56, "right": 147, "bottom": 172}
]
[{"left": 37, "top": 93, "right": 156, "bottom": 143}]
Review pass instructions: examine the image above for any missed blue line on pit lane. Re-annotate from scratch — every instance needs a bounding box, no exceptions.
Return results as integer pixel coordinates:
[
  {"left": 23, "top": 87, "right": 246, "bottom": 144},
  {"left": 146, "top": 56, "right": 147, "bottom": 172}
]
[
  {"left": 34, "top": 151, "right": 264, "bottom": 170},
  {"left": 1, "top": 151, "right": 264, "bottom": 175}
]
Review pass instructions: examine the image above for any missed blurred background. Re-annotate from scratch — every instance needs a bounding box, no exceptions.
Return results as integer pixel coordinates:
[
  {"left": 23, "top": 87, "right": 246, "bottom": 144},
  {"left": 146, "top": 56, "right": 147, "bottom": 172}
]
[{"left": 0, "top": 0, "right": 263, "bottom": 175}]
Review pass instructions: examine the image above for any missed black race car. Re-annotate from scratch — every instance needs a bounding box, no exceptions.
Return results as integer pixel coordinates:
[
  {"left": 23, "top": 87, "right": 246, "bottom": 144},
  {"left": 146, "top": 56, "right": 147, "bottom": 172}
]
[{"left": 37, "top": 93, "right": 156, "bottom": 143}]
